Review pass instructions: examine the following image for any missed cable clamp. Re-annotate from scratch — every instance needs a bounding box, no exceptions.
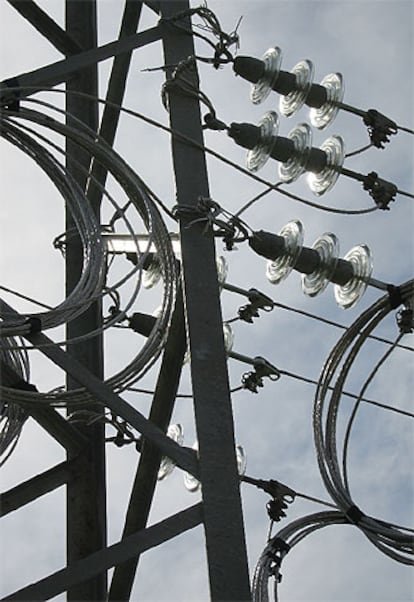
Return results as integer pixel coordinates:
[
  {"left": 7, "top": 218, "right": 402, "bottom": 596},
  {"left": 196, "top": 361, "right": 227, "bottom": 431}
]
[
  {"left": 11, "top": 378, "right": 37, "bottom": 393},
  {"left": 362, "top": 172, "right": 397, "bottom": 210},
  {"left": 363, "top": 109, "right": 398, "bottom": 148},
  {"left": 345, "top": 504, "right": 365, "bottom": 525},
  {"left": 0, "top": 77, "right": 20, "bottom": 110},
  {"left": 203, "top": 111, "right": 228, "bottom": 131},
  {"left": 238, "top": 288, "right": 275, "bottom": 323},
  {"left": 387, "top": 284, "right": 403, "bottom": 309},
  {"left": 25, "top": 316, "right": 42, "bottom": 334},
  {"left": 242, "top": 357, "right": 281, "bottom": 393},
  {"left": 266, "top": 538, "right": 291, "bottom": 582},
  {"left": 397, "top": 307, "right": 414, "bottom": 334}
]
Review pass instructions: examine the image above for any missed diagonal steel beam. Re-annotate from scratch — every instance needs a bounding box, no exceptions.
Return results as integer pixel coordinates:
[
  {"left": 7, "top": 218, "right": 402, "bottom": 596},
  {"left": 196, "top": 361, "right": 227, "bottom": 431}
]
[
  {"left": 2, "top": 503, "right": 203, "bottom": 602},
  {"left": 0, "top": 299, "right": 198, "bottom": 477},
  {"left": 87, "top": 0, "right": 144, "bottom": 211},
  {"left": 0, "top": 458, "right": 77, "bottom": 517},
  {"left": 0, "top": 26, "right": 163, "bottom": 104},
  {"left": 6, "top": 0, "right": 82, "bottom": 55},
  {"left": 143, "top": 1, "right": 161, "bottom": 14},
  {"left": 0, "top": 358, "right": 86, "bottom": 454},
  {"left": 109, "top": 284, "right": 187, "bottom": 601}
]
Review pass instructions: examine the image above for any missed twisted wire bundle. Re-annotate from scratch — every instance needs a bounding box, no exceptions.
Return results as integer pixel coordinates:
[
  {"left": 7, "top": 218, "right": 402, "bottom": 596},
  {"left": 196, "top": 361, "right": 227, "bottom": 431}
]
[
  {"left": 313, "top": 279, "right": 414, "bottom": 565},
  {"left": 0, "top": 98, "right": 178, "bottom": 414},
  {"left": 0, "top": 337, "right": 30, "bottom": 465},
  {"left": 253, "top": 281, "right": 414, "bottom": 600},
  {"left": 253, "top": 511, "right": 347, "bottom": 601}
]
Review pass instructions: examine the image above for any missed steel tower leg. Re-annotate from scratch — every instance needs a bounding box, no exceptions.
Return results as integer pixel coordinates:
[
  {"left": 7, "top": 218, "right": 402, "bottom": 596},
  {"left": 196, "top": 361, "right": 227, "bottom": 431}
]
[
  {"left": 65, "top": 2, "right": 107, "bottom": 600},
  {"left": 160, "top": 2, "right": 252, "bottom": 600}
]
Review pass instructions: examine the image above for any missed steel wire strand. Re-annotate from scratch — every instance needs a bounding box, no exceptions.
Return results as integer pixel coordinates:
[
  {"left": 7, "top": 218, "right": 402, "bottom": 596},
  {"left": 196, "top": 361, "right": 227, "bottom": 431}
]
[
  {"left": 0, "top": 111, "right": 158, "bottom": 341},
  {"left": 3, "top": 105, "right": 176, "bottom": 330},
  {"left": 0, "top": 116, "right": 106, "bottom": 336},
  {"left": 324, "top": 307, "right": 390, "bottom": 506},
  {"left": 313, "top": 295, "right": 389, "bottom": 502},
  {"left": 0, "top": 105, "right": 178, "bottom": 406},
  {"left": 313, "top": 280, "right": 414, "bottom": 563},
  {"left": 342, "top": 334, "right": 404, "bottom": 497},
  {"left": 323, "top": 311, "right": 414, "bottom": 555},
  {"left": 0, "top": 336, "right": 30, "bottom": 465}
]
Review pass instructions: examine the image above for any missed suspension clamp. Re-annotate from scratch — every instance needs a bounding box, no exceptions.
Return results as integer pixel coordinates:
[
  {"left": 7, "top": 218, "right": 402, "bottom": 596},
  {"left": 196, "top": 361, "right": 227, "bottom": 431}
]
[
  {"left": 242, "top": 356, "right": 281, "bottom": 393},
  {"left": 238, "top": 288, "right": 275, "bottom": 323},
  {"left": 362, "top": 171, "right": 397, "bottom": 209},
  {"left": 363, "top": 109, "right": 397, "bottom": 148}
]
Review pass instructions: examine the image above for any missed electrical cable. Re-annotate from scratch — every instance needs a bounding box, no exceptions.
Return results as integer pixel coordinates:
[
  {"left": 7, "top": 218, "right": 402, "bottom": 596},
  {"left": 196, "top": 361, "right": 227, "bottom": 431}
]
[
  {"left": 0, "top": 336, "right": 30, "bottom": 465},
  {"left": 397, "top": 124, "right": 414, "bottom": 135},
  {"left": 0, "top": 285, "right": 53, "bottom": 311},
  {"left": 252, "top": 511, "right": 348, "bottom": 601},
  {"left": 345, "top": 143, "right": 373, "bottom": 158},
  {"left": 10, "top": 86, "right": 380, "bottom": 216},
  {"left": 265, "top": 297, "right": 413, "bottom": 353},
  {"left": 0, "top": 100, "right": 179, "bottom": 406},
  {"left": 278, "top": 367, "right": 413, "bottom": 419}
]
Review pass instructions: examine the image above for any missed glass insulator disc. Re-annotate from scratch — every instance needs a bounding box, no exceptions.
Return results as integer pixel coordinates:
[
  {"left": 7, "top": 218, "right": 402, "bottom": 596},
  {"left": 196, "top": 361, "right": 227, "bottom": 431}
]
[
  {"left": 266, "top": 220, "right": 304, "bottom": 285},
  {"left": 307, "top": 135, "right": 344, "bottom": 196},
  {"left": 246, "top": 110, "right": 279, "bottom": 172},
  {"left": 157, "top": 424, "right": 184, "bottom": 481},
  {"left": 334, "top": 244, "right": 373, "bottom": 309},
  {"left": 236, "top": 445, "right": 247, "bottom": 476},
  {"left": 302, "top": 232, "right": 340, "bottom": 297},
  {"left": 309, "top": 72, "right": 344, "bottom": 130},
  {"left": 279, "top": 122, "right": 312, "bottom": 183},
  {"left": 251, "top": 46, "right": 283, "bottom": 105},
  {"left": 183, "top": 442, "right": 200, "bottom": 492},
  {"left": 279, "top": 59, "right": 314, "bottom": 117},
  {"left": 184, "top": 443, "right": 246, "bottom": 492},
  {"left": 216, "top": 255, "right": 228, "bottom": 287},
  {"left": 142, "top": 256, "right": 162, "bottom": 289}
]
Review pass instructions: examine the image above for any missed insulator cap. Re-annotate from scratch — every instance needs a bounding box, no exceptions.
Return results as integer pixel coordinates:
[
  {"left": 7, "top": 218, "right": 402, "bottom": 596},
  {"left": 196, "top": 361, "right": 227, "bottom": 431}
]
[
  {"left": 233, "top": 56, "right": 264, "bottom": 84},
  {"left": 129, "top": 312, "right": 157, "bottom": 337},
  {"left": 270, "top": 136, "right": 296, "bottom": 163},
  {"left": 249, "top": 230, "right": 286, "bottom": 260},
  {"left": 228, "top": 122, "right": 262, "bottom": 150},
  {"left": 305, "top": 83, "right": 328, "bottom": 108}
]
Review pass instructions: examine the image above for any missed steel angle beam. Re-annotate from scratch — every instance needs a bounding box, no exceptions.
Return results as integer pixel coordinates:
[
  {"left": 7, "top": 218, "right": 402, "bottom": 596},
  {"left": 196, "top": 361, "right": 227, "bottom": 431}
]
[
  {"left": 109, "top": 285, "right": 187, "bottom": 601},
  {"left": 0, "top": 358, "right": 86, "bottom": 454},
  {"left": 2, "top": 503, "right": 203, "bottom": 602},
  {"left": 87, "top": 0, "right": 144, "bottom": 210},
  {"left": 6, "top": 0, "right": 82, "bottom": 55},
  {"left": 0, "top": 25, "right": 162, "bottom": 104},
  {"left": 0, "top": 459, "right": 77, "bottom": 517},
  {"left": 0, "top": 299, "right": 199, "bottom": 478}
]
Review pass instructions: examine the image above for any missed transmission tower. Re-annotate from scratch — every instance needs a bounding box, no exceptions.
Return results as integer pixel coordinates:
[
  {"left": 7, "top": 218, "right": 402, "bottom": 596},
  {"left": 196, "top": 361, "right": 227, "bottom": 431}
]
[{"left": 0, "top": 1, "right": 413, "bottom": 601}]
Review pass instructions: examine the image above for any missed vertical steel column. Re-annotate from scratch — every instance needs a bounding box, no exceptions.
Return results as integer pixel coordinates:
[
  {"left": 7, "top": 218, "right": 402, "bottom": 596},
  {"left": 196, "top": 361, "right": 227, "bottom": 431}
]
[
  {"left": 65, "top": 1, "right": 107, "bottom": 600},
  {"left": 160, "top": 2, "right": 252, "bottom": 600}
]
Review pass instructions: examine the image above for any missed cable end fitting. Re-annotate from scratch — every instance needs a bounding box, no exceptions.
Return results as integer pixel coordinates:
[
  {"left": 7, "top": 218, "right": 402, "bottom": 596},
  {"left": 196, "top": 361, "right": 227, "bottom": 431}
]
[
  {"left": 363, "top": 172, "right": 397, "bottom": 209},
  {"left": 25, "top": 316, "right": 42, "bottom": 334}
]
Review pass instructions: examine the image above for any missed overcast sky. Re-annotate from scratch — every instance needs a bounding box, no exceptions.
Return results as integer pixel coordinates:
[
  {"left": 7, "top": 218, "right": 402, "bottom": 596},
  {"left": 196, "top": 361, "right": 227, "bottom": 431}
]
[{"left": 0, "top": 1, "right": 413, "bottom": 601}]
